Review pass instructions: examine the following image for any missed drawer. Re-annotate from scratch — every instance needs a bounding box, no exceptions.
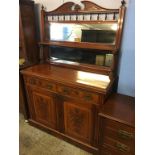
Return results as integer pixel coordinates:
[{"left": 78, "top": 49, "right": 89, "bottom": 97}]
[
  {"left": 24, "top": 76, "right": 56, "bottom": 92},
  {"left": 57, "top": 85, "right": 99, "bottom": 103},
  {"left": 104, "top": 126, "right": 134, "bottom": 146},
  {"left": 100, "top": 144, "right": 133, "bottom": 155},
  {"left": 103, "top": 119, "right": 135, "bottom": 139},
  {"left": 103, "top": 137, "right": 134, "bottom": 154}
]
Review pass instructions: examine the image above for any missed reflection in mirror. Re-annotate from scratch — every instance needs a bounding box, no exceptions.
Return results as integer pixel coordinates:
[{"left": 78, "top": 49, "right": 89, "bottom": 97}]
[
  {"left": 49, "top": 46, "right": 113, "bottom": 67},
  {"left": 76, "top": 71, "right": 110, "bottom": 89},
  {"left": 49, "top": 23, "right": 117, "bottom": 44}
]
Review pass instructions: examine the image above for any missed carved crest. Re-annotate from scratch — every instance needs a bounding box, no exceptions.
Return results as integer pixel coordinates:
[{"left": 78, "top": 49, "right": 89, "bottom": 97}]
[{"left": 45, "top": 1, "right": 120, "bottom": 15}]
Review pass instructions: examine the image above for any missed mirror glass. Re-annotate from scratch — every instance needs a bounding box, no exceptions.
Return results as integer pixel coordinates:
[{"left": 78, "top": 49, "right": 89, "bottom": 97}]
[
  {"left": 49, "top": 23, "right": 117, "bottom": 44},
  {"left": 49, "top": 46, "right": 113, "bottom": 67}
]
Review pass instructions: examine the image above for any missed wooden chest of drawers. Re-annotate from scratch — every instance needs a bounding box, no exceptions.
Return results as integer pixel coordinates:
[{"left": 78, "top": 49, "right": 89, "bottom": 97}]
[{"left": 99, "top": 94, "right": 135, "bottom": 155}]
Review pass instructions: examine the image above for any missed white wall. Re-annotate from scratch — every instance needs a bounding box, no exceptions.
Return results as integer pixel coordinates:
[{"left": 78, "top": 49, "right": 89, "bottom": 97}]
[
  {"left": 34, "top": 0, "right": 129, "bottom": 10},
  {"left": 34, "top": 0, "right": 135, "bottom": 97}
]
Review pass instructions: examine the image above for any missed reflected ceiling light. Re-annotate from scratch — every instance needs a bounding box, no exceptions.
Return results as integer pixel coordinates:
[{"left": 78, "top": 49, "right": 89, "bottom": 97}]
[{"left": 111, "top": 24, "right": 118, "bottom": 31}]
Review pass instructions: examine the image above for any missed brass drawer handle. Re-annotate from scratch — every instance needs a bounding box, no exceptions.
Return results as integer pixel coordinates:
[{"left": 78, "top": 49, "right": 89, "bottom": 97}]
[
  {"left": 118, "top": 130, "right": 134, "bottom": 139},
  {"left": 63, "top": 88, "right": 70, "bottom": 95},
  {"left": 115, "top": 142, "right": 129, "bottom": 152},
  {"left": 84, "top": 94, "right": 92, "bottom": 100},
  {"left": 46, "top": 84, "right": 53, "bottom": 90}
]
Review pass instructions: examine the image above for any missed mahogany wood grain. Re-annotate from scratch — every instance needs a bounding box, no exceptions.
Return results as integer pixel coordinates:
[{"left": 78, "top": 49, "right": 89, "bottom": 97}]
[
  {"left": 64, "top": 101, "right": 93, "bottom": 144},
  {"left": 103, "top": 125, "right": 134, "bottom": 146},
  {"left": 45, "top": 1, "right": 119, "bottom": 15},
  {"left": 99, "top": 93, "right": 135, "bottom": 127},
  {"left": 21, "top": 63, "right": 111, "bottom": 94},
  {"left": 100, "top": 144, "right": 133, "bottom": 155},
  {"left": 39, "top": 41, "right": 116, "bottom": 51},
  {"left": 99, "top": 93, "right": 135, "bottom": 155},
  {"left": 57, "top": 85, "right": 99, "bottom": 104},
  {"left": 19, "top": 62, "right": 37, "bottom": 119},
  {"left": 20, "top": 0, "right": 39, "bottom": 63},
  {"left": 19, "top": 0, "right": 39, "bottom": 119},
  {"left": 116, "top": 6, "right": 126, "bottom": 49},
  {"left": 26, "top": 85, "right": 57, "bottom": 129},
  {"left": 41, "top": 6, "right": 45, "bottom": 41},
  {"left": 19, "top": 74, "right": 29, "bottom": 118},
  {"left": 19, "top": 9, "right": 27, "bottom": 60}
]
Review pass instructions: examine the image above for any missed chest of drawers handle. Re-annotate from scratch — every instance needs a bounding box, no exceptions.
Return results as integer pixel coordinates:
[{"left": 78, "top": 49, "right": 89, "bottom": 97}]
[
  {"left": 118, "top": 130, "right": 134, "bottom": 139},
  {"left": 46, "top": 84, "right": 53, "bottom": 90},
  {"left": 84, "top": 94, "right": 92, "bottom": 101},
  {"left": 63, "top": 88, "right": 70, "bottom": 95},
  {"left": 115, "top": 142, "right": 129, "bottom": 152}
]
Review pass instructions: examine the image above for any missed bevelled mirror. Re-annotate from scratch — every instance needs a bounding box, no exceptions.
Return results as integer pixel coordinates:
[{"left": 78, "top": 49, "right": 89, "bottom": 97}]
[
  {"left": 49, "top": 46, "right": 113, "bottom": 68},
  {"left": 49, "top": 22, "right": 118, "bottom": 44}
]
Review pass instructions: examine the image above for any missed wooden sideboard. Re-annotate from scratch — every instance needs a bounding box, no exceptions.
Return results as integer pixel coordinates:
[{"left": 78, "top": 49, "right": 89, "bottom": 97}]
[
  {"left": 21, "top": 63, "right": 110, "bottom": 154},
  {"left": 99, "top": 94, "right": 135, "bottom": 155}
]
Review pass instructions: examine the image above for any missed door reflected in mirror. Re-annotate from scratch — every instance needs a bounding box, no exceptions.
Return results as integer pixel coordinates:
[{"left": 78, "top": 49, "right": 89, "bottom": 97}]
[{"left": 49, "top": 23, "right": 117, "bottom": 44}]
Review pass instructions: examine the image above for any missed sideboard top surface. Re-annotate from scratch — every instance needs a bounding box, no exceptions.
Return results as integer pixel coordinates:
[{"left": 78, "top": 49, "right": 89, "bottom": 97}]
[
  {"left": 99, "top": 93, "right": 135, "bottom": 127},
  {"left": 21, "top": 63, "right": 112, "bottom": 93}
]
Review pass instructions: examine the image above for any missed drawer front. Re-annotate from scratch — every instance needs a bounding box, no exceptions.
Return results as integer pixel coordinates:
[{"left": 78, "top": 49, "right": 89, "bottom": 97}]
[
  {"left": 57, "top": 85, "right": 99, "bottom": 104},
  {"left": 104, "top": 118, "right": 134, "bottom": 133},
  {"left": 24, "top": 76, "right": 100, "bottom": 104},
  {"left": 103, "top": 137, "right": 134, "bottom": 154},
  {"left": 24, "top": 76, "right": 57, "bottom": 92},
  {"left": 104, "top": 119, "right": 135, "bottom": 139},
  {"left": 100, "top": 144, "right": 133, "bottom": 155},
  {"left": 104, "top": 126, "right": 134, "bottom": 146}
]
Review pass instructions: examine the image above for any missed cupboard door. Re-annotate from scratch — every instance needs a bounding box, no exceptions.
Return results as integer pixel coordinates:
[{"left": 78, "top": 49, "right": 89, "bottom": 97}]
[
  {"left": 64, "top": 101, "right": 94, "bottom": 144},
  {"left": 26, "top": 86, "right": 57, "bottom": 129}
]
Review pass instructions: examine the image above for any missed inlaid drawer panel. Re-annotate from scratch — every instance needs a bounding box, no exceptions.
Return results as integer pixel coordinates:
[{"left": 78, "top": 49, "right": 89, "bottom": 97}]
[
  {"left": 24, "top": 76, "right": 57, "bottom": 92},
  {"left": 100, "top": 144, "right": 133, "bottom": 155},
  {"left": 104, "top": 127, "right": 134, "bottom": 146},
  {"left": 57, "top": 85, "right": 99, "bottom": 104},
  {"left": 24, "top": 76, "right": 100, "bottom": 103},
  {"left": 104, "top": 119, "right": 135, "bottom": 137},
  {"left": 103, "top": 137, "right": 134, "bottom": 154}
]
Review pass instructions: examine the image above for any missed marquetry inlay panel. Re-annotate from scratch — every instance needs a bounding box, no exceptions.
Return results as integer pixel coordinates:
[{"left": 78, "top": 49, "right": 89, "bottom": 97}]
[{"left": 64, "top": 101, "right": 93, "bottom": 144}]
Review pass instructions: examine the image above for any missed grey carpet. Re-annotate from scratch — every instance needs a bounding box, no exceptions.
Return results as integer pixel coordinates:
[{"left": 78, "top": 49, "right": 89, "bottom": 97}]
[{"left": 19, "top": 114, "right": 92, "bottom": 155}]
